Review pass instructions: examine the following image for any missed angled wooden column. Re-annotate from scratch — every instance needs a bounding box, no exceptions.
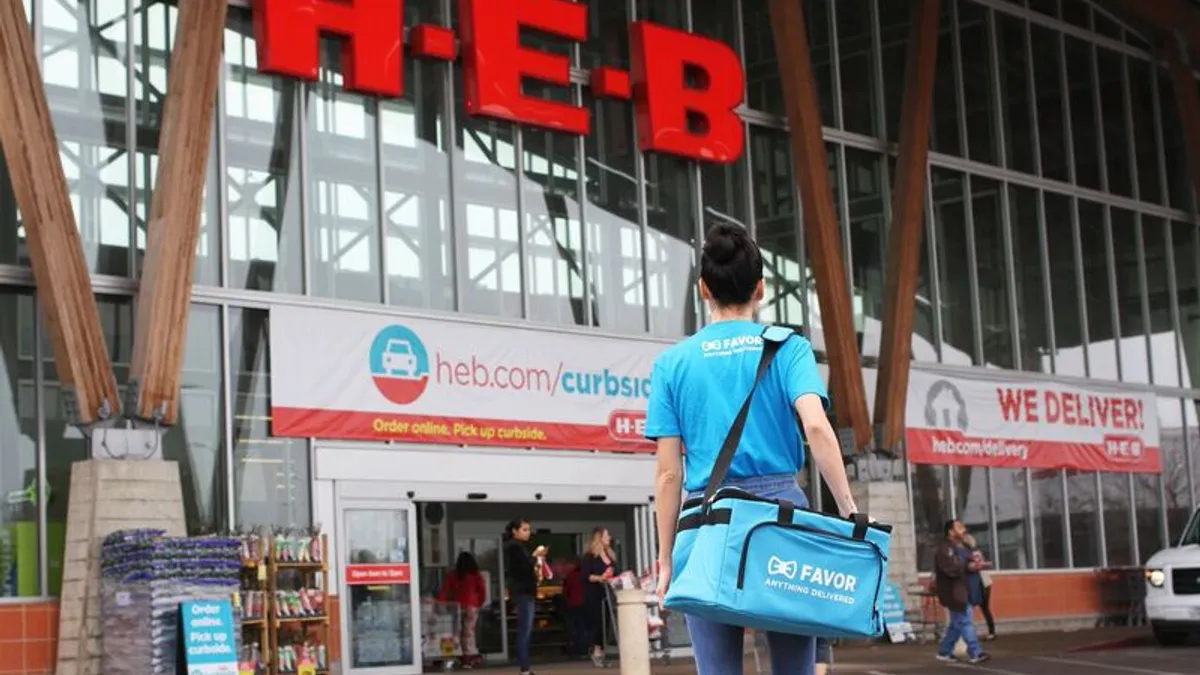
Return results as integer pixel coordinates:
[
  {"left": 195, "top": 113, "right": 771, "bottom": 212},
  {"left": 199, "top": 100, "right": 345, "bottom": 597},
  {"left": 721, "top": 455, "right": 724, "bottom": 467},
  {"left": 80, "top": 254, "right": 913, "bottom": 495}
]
[
  {"left": 768, "top": 0, "right": 871, "bottom": 449},
  {"left": 873, "top": 0, "right": 942, "bottom": 451},
  {"left": 1165, "top": 36, "right": 1200, "bottom": 214},
  {"left": 130, "top": 0, "right": 228, "bottom": 423},
  {"left": 1112, "top": 1, "right": 1200, "bottom": 63},
  {"left": 0, "top": 1, "right": 118, "bottom": 424}
]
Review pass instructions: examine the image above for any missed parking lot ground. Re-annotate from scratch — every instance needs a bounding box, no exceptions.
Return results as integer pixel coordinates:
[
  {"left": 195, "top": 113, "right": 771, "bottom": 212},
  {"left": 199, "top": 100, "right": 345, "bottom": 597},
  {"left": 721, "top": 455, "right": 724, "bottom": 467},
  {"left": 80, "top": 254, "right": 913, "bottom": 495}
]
[
  {"left": 492, "top": 627, "right": 1196, "bottom": 675},
  {"left": 849, "top": 645, "right": 1200, "bottom": 675}
]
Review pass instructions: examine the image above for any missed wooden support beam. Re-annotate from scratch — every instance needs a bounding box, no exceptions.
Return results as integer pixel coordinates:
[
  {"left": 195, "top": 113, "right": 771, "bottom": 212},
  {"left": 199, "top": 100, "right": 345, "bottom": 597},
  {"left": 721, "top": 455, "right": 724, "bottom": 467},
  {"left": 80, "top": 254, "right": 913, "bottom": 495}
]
[
  {"left": 768, "top": 0, "right": 871, "bottom": 449},
  {"left": 1109, "top": 0, "right": 1200, "bottom": 63},
  {"left": 130, "top": 0, "right": 228, "bottom": 423},
  {"left": 1165, "top": 36, "right": 1200, "bottom": 215},
  {"left": 873, "top": 0, "right": 942, "bottom": 451},
  {"left": 0, "top": 1, "right": 119, "bottom": 424}
]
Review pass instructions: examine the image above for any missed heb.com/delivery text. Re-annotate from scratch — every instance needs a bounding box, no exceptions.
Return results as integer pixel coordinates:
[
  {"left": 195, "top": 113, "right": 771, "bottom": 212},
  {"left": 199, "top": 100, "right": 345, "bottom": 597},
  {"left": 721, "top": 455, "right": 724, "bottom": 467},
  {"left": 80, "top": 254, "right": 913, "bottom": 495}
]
[
  {"left": 930, "top": 437, "right": 1030, "bottom": 461},
  {"left": 433, "top": 353, "right": 652, "bottom": 400}
]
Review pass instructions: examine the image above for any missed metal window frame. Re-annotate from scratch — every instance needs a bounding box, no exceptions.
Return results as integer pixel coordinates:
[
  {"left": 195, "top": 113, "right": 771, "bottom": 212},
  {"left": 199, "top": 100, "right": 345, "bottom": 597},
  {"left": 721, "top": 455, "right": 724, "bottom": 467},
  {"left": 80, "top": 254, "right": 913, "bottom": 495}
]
[
  {"left": 989, "top": 1, "right": 1033, "bottom": 559},
  {"left": 685, "top": 0, "right": 706, "bottom": 331},
  {"left": 126, "top": 0, "right": 137, "bottom": 276}
]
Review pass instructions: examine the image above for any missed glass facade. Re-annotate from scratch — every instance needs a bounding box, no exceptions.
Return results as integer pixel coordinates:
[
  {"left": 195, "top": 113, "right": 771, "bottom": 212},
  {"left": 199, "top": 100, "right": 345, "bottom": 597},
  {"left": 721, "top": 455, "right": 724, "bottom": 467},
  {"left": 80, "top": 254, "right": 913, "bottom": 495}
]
[{"left": 3, "top": 0, "right": 1200, "bottom": 600}]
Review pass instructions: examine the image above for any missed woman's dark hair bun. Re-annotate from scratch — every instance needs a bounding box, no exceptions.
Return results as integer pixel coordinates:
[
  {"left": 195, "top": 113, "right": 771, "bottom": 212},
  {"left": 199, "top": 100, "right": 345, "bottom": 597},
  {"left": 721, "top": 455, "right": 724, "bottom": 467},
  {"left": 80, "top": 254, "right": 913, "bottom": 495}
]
[
  {"left": 700, "top": 222, "right": 763, "bottom": 307},
  {"left": 702, "top": 222, "right": 743, "bottom": 265}
]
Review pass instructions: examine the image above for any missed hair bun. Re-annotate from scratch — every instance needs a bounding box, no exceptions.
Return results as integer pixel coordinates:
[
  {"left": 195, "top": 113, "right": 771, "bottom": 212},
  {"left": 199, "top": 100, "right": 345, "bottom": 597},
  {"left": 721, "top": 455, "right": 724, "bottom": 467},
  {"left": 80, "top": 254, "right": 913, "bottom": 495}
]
[{"left": 702, "top": 223, "right": 745, "bottom": 264}]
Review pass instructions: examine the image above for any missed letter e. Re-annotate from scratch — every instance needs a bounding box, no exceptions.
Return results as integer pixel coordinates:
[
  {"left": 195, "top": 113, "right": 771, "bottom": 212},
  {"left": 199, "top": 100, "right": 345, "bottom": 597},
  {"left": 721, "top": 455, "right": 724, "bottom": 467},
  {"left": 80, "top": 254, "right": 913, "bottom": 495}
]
[
  {"left": 459, "top": 0, "right": 590, "bottom": 134},
  {"left": 1023, "top": 388, "right": 1039, "bottom": 422}
]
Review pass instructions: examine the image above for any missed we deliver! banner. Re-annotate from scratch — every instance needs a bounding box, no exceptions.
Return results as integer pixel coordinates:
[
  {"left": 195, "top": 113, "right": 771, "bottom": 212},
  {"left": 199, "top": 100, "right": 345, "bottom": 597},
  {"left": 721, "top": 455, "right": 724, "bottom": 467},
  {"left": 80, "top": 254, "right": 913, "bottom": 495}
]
[
  {"left": 905, "top": 369, "right": 1161, "bottom": 474},
  {"left": 269, "top": 305, "right": 667, "bottom": 452}
]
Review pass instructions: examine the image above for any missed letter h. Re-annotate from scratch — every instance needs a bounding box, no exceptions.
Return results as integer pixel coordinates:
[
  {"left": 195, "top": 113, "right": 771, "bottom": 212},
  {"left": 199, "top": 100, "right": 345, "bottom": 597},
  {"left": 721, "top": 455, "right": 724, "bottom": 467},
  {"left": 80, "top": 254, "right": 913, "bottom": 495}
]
[{"left": 253, "top": 0, "right": 405, "bottom": 97}]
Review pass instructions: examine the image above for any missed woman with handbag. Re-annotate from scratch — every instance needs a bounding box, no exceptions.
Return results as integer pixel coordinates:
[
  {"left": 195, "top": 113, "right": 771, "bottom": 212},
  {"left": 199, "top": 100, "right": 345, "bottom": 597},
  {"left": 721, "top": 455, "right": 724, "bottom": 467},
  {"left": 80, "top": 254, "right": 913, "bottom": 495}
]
[
  {"left": 646, "top": 223, "right": 862, "bottom": 675},
  {"left": 580, "top": 527, "right": 616, "bottom": 667}
]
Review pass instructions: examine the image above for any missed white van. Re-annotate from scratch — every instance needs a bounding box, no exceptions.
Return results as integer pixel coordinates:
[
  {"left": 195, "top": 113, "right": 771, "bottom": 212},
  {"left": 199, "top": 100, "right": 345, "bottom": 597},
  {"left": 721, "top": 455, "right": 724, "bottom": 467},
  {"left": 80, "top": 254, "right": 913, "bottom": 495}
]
[{"left": 1145, "top": 507, "right": 1200, "bottom": 645}]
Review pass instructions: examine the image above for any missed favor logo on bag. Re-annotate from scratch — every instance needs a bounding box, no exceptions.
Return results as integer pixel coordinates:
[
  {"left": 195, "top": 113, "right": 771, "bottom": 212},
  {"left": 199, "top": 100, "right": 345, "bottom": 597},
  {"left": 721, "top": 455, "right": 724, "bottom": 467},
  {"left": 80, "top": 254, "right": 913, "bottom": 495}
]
[
  {"left": 766, "top": 556, "right": 798, "bottom": 580},
  {"left": 763, "top": 559, "right": 861, "bottom": 603}
]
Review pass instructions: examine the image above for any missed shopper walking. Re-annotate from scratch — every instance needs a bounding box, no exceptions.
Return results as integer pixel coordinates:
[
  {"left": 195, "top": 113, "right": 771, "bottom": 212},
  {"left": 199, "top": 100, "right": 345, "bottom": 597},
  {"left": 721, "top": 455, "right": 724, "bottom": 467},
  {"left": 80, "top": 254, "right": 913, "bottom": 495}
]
[
  {"left": 962, "top": 533, "right": 997, "bottom": 640},
  {"left": 646, "top": 222, "right": 862, "bottom": 675},
  {"left": 581, "top": 527, "right": 616, "bottom": 667},
  {"left": 503, "top": 519, "right": 545, "bottom": 675},
  {"left": 814, "top": 638, "right": 833, "bottom": 675},
  {"left": 439, "top": 551, "right": 487, "bottom": 667},
  {"left": 934, "top": 520, "right": 991, "bottom": 664},
  {"left": 561, "top": 557, "right": 588, "bottom": 658}
]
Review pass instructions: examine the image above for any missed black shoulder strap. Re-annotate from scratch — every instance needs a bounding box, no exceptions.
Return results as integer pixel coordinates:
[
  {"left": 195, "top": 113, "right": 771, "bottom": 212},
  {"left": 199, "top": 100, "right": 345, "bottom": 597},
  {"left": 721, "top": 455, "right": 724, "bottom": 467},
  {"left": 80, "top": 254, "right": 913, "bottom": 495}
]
[{"left": 703, "top": 326, "right": 793, "bottom": 504}]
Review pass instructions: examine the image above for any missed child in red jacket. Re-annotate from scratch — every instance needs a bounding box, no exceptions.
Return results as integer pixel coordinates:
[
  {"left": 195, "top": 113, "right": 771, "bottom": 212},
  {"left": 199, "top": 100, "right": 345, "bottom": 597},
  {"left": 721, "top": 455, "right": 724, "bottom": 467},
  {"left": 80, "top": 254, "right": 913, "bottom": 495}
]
[{"left": 440, "top": 552, "right": 488, "bottom": 667}]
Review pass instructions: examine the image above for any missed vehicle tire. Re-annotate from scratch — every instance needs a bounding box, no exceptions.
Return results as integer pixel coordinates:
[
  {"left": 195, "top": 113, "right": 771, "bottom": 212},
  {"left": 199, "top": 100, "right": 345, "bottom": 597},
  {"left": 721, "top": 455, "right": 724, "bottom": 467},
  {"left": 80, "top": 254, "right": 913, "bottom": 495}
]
[{"left": 1152, "top": 627, "right": 1188, "bottom": 647}]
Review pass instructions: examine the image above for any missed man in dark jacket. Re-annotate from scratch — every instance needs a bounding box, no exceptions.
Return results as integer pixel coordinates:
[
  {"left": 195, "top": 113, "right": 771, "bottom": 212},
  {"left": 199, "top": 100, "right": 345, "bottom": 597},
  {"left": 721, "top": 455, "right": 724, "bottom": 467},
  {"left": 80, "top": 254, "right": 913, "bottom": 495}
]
[{"left": 934, "top": 519, "right": 990, "bottom": 664}]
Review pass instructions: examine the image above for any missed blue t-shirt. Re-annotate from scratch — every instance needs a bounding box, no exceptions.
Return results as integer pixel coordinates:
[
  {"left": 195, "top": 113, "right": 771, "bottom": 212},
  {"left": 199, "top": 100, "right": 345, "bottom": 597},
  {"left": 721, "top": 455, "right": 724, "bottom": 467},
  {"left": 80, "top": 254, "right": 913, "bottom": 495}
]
[{"left": 644, "top": 320, "right": 829, "bottom": 492}]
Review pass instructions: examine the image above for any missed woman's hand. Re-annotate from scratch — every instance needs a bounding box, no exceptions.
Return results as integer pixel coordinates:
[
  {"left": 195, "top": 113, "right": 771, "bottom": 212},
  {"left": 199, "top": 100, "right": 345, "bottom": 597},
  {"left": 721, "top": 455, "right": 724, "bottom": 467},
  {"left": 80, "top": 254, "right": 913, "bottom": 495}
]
[{"left": 603, "top": 567, "right": 614, "bottom": 579}]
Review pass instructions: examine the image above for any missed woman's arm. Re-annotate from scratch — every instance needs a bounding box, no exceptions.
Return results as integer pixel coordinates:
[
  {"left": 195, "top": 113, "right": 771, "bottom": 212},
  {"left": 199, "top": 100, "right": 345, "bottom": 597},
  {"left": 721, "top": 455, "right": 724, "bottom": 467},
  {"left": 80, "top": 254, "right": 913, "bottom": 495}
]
[
  {"left": 582, "top": 555, "right": 602, "bottom": 582},
  {"left": 654, "top": 436, "right": 684, "bottom": 568},
  {"left": 795, "top": 394, "right": 858, "bottom": 517}
]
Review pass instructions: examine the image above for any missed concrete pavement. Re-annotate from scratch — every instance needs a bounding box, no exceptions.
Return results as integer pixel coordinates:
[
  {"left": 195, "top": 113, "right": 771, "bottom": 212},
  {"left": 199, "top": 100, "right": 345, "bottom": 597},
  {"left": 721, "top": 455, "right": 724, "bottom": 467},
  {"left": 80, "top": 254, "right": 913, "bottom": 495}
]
[{"left": 488, "top": 627, "right": 1167, "bottom": 674}]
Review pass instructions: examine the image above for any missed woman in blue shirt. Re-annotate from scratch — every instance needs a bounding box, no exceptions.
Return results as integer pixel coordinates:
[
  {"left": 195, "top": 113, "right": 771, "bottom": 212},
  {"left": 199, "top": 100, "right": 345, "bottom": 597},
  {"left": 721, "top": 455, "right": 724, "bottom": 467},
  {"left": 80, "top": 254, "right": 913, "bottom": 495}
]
[{"left": 646, "top": 223, "right": 859, "bottom": 675}]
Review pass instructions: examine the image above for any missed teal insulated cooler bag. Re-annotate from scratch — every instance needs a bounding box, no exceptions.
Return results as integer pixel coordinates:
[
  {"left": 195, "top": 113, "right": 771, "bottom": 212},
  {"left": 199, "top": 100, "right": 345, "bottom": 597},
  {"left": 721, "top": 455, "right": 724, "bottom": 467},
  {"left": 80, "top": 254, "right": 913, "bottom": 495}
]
[{"left": 663, "top": 327, "right": 892, "bottom": 639}]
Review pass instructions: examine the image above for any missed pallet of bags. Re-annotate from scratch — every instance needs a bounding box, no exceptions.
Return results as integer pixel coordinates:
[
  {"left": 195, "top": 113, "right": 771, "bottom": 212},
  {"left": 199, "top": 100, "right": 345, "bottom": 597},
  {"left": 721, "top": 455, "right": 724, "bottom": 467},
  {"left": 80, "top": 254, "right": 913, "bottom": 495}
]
[{"left": 100, "top": 529, "right": 242, "bottom": 675}]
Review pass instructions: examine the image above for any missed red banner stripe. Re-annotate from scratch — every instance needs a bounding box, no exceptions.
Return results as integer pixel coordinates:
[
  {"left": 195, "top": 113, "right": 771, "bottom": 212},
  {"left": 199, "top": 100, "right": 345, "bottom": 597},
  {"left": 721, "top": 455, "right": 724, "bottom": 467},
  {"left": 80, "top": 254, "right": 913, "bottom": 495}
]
[
  {"left": 906, "top": 428, "right": 1162, "bottom": 474},
  {"left": 272, "top": 407, "right": 655, "bottom": 453}
]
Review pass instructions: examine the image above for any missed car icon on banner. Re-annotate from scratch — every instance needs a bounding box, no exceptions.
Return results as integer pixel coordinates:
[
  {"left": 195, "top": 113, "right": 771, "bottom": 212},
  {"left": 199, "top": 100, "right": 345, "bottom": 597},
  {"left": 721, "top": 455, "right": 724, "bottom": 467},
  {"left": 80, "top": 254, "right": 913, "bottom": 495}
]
[
  {"left": 369, "top": 325, "right": 431, "bottom": 405},
  {"left": 382, "top": 339, "right": 419, "bottom": 378}
]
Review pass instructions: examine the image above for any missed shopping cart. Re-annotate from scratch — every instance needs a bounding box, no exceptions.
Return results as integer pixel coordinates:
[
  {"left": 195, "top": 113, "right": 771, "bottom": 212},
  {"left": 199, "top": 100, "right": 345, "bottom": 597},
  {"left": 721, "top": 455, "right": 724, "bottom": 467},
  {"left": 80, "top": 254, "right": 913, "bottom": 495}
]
[
  {"left": 421, "top": 599, "right": 463, "bottom": 671},
  {"left": 603, "top": 571, "right": 673, "bottom": 666}
]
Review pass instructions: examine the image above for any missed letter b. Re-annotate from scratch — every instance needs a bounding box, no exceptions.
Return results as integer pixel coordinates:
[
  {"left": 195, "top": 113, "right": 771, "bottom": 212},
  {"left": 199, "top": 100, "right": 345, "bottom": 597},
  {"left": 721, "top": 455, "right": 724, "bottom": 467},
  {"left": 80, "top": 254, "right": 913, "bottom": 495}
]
[
  {"left": 472, "top": 358, "right": 489, "bottom": 387},
  {"left": 604, "top": 371, "right": 621, "bottom": 397},
  {"left": 629, "top": 22, "right": 745, "bottom": 163},
  {"left": 253, "top": 0, "right": 404, "bottom": 97}
]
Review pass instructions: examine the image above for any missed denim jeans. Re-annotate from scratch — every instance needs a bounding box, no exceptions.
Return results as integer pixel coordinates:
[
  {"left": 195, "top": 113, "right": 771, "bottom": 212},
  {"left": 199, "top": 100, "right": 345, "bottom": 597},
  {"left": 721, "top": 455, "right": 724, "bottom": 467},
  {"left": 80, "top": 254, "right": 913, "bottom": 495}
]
[
  {"left": 514, "top": 594, "right": 535, "bottom": 671},
  {"left": 938, "top": 605, "right": 982, "bottom": 659},
  {"left": 684, "top": 473, "right": 816, "bottom": 675}
]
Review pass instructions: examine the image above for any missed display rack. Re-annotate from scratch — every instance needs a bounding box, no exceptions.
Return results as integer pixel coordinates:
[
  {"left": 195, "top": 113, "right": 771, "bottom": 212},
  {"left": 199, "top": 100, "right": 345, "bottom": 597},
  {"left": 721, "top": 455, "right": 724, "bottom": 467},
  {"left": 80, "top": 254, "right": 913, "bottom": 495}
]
[
  {"left": 266, "top": 532, "right": 330, "bottom": 675},
  {"left": 239, "top": 535, "right": 269, "bottom": 675}
]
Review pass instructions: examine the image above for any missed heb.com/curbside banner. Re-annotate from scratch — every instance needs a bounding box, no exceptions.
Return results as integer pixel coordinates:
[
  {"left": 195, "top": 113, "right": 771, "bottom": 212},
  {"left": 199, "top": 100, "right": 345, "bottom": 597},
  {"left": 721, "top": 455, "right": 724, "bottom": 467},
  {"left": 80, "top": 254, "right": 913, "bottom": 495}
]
[
  {"left": 268, "top": 305, "right": 668, "bottom": 451},
  {"left": 905, "top": 369, "right": 1161, "bottom": 474}
]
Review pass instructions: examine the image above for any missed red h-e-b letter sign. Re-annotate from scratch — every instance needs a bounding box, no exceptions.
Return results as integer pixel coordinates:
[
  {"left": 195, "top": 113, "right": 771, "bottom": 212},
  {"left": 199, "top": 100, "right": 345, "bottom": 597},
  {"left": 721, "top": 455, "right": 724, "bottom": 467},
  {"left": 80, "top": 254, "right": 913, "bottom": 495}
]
[
  {"left": 629, "top": 22, "right": 745, "bottom": 164},
  {"left": 253, "top": 0, "right": 405, "bottom": 97},
  {"left": 250, "top": 0, "right": 747, "bottom": 163},
  {"left": 459, "top": 0, "right": 591, "bottom": 135}
]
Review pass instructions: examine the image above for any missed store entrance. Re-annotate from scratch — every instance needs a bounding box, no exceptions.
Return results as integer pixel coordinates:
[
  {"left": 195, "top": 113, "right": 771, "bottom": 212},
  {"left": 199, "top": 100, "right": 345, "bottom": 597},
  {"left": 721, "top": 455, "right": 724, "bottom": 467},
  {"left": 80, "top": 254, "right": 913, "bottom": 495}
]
[
  {"left": 416, "top": 503, "right": 635, "bottom": 669},
  {"left": 315, "top": 445, "right": 663, "bottom": 673}
]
